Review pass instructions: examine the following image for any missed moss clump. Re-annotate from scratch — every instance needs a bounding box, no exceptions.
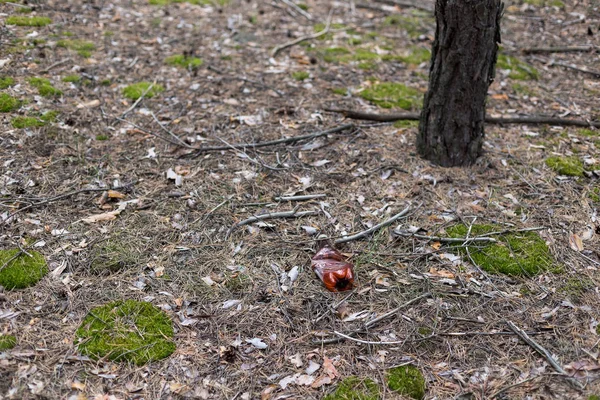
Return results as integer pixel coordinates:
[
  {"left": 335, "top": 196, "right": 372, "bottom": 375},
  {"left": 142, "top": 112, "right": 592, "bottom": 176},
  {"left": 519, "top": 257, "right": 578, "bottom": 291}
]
[
  {"left": 387, "top": 365, "right": 426, "bottom": 400},
  {"left": 165, "top": 54, "right": 203, "bottom": 69},
  {"left": 291, "top": 71, "right": 310, "bottom": 81},
  {"left": 6, "top": 16, "right": 52, "bottom": 27},
  {"left": 11, "top": 116, "right": 45, "bottom": 128},
  {"left": 322, "top": 47, "right": 352, "bottom": 62},
  {"left": 590, "top": 187, "right": 600, "bottom": 203},
  {"left": 0, "top": 248, "right": 48, "bottom": 290},
  {"left": 122, "top": 82, "right": 164, "bottom": 100},
  {"left": 0, "top": 93, "right": 21, "bottom": 112},
  {"left": 313, "top": 22, "right": 347, "bottom": 40},
  {"left": 332, "top": 87, "right": 348, "bottom": 96},
  {"left": 323, "top": 376, "right": 380, "bottom": 400},
  {"left": 28, "top": 77, "right": 62, "bottom": 97},
  {"left": 524, "top": 0, "right": 564, "bottom": 7},
  {"left": 545, "top": 156, "right": 584, "bottom": 177},
  {"left": 588, "top": 396, "right": 600, "bottom": 400},
  {"left": 559, "top": 276, "right": 595, "bottom": 303},
  {"left": 359, "top": 82, "right": 422, "bottom": 110},
  {"left": 446, "top": 224, "right": 554, "bottom": 277},
  {"left": 75, "top": 300, "right": 176, "bottom": 365},
  {"left": 497, "top": 54, "right": 539, "bottom": 80},
  {"left": 394, "top": 120, "right": 418, "bottom": 129},
  {"left": 0, "top": 77, "right": 15, "bottom": 89},
  {"left": 96, "top": 134, "right": 109, "bottom": 141},
  {"left": 0, "top": 335, "right": 17, "bottom": 351},
  {"left": 56, "top": 39, "right": 95, "bottom": 57},
  {"left": 90, "top": 238, "right": 139, "bottom": 274},
  {"left": 62, "top": 74, "right": 81, "bottom": 83},
  {"left": 578, "top": 128, "right": 597, "bottom": 137}
]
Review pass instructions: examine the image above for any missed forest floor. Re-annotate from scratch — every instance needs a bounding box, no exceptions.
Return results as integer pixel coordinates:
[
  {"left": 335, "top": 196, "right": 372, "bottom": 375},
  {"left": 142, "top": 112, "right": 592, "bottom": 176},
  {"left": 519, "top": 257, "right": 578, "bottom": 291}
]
[{"left": 1, "top": 0, "right": 600, "bottom": 399}]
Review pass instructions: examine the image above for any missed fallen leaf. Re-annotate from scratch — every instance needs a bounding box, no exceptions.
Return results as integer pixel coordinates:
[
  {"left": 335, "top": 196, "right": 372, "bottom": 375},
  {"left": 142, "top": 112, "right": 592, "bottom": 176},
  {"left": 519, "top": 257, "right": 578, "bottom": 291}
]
[
  {"left": 310, "top": 375, "right": 332, "bottom": 388},
  {"left": 322, "top": 356, "right": 339, "bottom": 379},
  {"left": 289, "top": 353, "right": 303, "bottom": 368},
  {"left": 305, "top": 360, "right": 320, "bottom": 375},
  {"left": 222, "top": 299, "right": 242, "bottom": 309},
  {"left": 569, "top": 233, "right": 584, "bottom": 252},
  {"left": 246, "top": 338, "right": 268, "bottom": 349},
  {"left": 107, "top": 190, "right": 125, "bottom": 199}
]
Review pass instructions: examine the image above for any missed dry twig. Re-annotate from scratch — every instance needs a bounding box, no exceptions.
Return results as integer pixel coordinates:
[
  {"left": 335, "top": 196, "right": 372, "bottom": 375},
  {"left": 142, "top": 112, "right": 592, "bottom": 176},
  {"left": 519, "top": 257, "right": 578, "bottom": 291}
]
[
  {"left": 225, "top": 207, "right": 319, "bottom": 239},
  {"left": 334, "top": 204, "right": 412, "bottom": 244}
]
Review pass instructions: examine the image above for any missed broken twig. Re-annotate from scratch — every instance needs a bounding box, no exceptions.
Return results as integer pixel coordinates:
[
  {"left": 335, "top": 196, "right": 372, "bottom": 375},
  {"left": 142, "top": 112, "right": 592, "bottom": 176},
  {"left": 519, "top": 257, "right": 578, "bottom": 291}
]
[
  {"left": 225, "top": 208, "right": 319, "bottom": 239},
  {"left": 273, "top": 194, "right": 326, "bottom": 202},
  {"left": 334, "top": 204, "right": 412, "bottom": 244}
]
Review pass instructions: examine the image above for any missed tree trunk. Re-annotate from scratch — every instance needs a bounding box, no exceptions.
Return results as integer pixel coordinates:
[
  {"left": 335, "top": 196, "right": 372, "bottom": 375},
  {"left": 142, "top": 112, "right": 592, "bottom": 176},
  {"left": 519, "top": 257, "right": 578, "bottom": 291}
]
[{"left": 417, "top": 0, "right": 503, "bottom": 167}]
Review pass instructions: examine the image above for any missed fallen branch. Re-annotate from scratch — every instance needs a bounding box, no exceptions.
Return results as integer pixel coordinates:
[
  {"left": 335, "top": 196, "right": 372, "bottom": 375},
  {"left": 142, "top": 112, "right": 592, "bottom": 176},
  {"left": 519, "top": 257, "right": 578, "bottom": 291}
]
[
  {"left": 279, "top": 0, "right": 312, "bottom": 20},
  {"left": 334, "top": 204, "right": 412, "bottom": 245},
  {"left": 522, "top": 45, "right": 599, "bottom": 54},
  {"left": 333, "top": 331, "right": 405, "bottom": 345},
  {"left": 271, "top": 11, "right": 332, "bottom": 57},
  {"left": 506, "top": 320, "right": 584, "bottom": 391},
  {"left": 393, "top": 226, "right": 545, "bottom": 243},
  {"left": 273, "top": 194, "right": 326, "bottom": 202},
  {"left": 316, "top": 292, "right": 431, "bottom": 344},
  {"left": 225, "top": 208, "right": 319, "bottom": 239},
  {"left": 189, "top": 124, "right": 355, "bottom": 157},
  {"left": 324, "top": 108, "right": 600, "bottom": 128}
]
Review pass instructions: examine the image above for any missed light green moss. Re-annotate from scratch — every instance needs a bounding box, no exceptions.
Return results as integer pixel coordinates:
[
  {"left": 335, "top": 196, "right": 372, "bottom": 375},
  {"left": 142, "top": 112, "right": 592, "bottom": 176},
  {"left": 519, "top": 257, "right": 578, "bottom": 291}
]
[
  {"left": 6, "top": 16, "right": 52, "bottom": 27},
  {"left": 0, "top": 77, "right": 15, "bottom": 89},
  {"left": 590, "top": 187, "right": 600, "bottom": 203},
  {"left": 394, "top": 120, "right": 418, "bottom": 128},
  {"left": 0, "top": 335, "right": 17, "bottom": 351},
  {"left": 559, "top": 276, "right": 594, "bottom": 302},
  {"left": 0, "top": 93, "right": 21, "bottom": 112},
  {"left": 322, "top": 47, "right": 352, "bottom": 62},
  {"left": 62, "top": 74, "right": 81, "bottom": 83},
  {"left": 313, "top": 22, "right": 347, "bottom": 40},
  {"left": 358, "top": 61, "right": 377, "bottom": 70},
  {"left": 359, "top": 82, "right": 422, "bottom": 110},
  {"left": 387, "top": 365, "right": 426, "bottom": 400},
  {"left": 383, "top": 46, "right": 431, "bottom": 65},
  {"left": 332, "top": 87, "right": 348, "bottom": 96},
  {"left": 122, "top": 82, "right": 164, "bottom": 100},
  {"left": 524, "top": 0, "right": 564, "bottom": 7},
  {"left": 16, "top": 7, "right": 33, "bottom": 13},
  {"left": 165, "top": 54, "right": 203, "bottom": 69},
  {"left": 0, "top": 248, "right": 48, "bottom": 290},
  {"left": 28, "top": 77, "right": 62, "bottom": 97},
  {"left": 511, "top": 83, "right": 536, "bottom": 97},
  {"left": 96, "top": 134, "right": 109, "bottom": 141},
  {"left": 56, "top": 39, "right": 95, "bottom": 57},
  {"left": 291, "top": 71, "right": 310, "bottom": 81},
  {"left": 75, "top": 300, "right": 176, "bottom": 365},
  {"left": 497, "top": 54, "right": 539, "bottom": 80},
  {"left": 545, "top": 156, "right": 584, "bottom": 177},
  {"left": 323, "top": 376, "right": 380, "bottom": 400},
  {"left": 11, "top": 116, "right": 45, "bottom": 128},
  {"left": 90, "top": 238, "right": 139, "bottom": 274},
  {"left": 588, "top": 395, "right": 600, "bottom": 400},
  {"left": 446, "top": 224, "right": 554, "bottom": 277},
  {"left": 578, "top": 128, "right": 597, "bottom": 137},
  {"left": 40, "top": 110, "right": 59, "bottom": 122}
]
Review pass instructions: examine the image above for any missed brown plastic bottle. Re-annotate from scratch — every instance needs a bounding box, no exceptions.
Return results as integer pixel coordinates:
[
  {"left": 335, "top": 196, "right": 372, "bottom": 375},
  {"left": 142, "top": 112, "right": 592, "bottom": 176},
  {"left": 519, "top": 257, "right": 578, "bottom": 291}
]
[{"left": 311, "top": 245, "right": 355, "bottom": 292}]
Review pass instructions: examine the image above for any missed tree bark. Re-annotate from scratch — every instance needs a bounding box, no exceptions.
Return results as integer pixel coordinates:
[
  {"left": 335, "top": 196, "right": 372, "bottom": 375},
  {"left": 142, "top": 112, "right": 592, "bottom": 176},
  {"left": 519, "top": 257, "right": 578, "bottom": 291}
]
[{"left": 417, "top": 0, "right": 503, "bottom": 167}]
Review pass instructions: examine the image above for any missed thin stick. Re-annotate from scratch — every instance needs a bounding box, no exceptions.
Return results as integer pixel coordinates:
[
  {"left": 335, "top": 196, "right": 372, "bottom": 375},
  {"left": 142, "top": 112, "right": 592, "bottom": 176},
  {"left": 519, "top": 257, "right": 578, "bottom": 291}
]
[
  {"left": 394, "top": 232, "right": 498, "bottom": 243},
  {"left": 279, "top": 0, "right": 312, "bottom": 20},
  {"left": 522, "top": 46, "right": 598, "bottom": 54},
  {"left": 324, "top": 108, "right": 600, "bottom": 128},
  {"left": 120, "top": 82, "right": 156, "bottom": 119},
  {"left": 315, "top": 292, "right": 431, "bottom": 344},
  {"left": 40, "top": 59, "right": 71, "bottom": 74},
  {"left": 274, "top": 194, "right": 326, "bottom": 202},
  {"left": 189, "top": 124, "right": 355, "bottom": 156},
  {"left": 334, "top": 204, "right": 411, "bottom": 244},
  {"left": 115, "top": 117, "right": 193, "bottom": 148},
  {"left": 225, "top": 208, "right": 319, "bottom": 239},
  {"left": 505, "top": 320, "right": 584, "bottom": 390},
  {"left": 150, "top": 111, "right": 195, "bottom": 149},
  {"left": 271, "top": 10, "right": 333, "bottom": 57},
  {"left": 333, "top": 331, "right": 405, "bottom": 345}
]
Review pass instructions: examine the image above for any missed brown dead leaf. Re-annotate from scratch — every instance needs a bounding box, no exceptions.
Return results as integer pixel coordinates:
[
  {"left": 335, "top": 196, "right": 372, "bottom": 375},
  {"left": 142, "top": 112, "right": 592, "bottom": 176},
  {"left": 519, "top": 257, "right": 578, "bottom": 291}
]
[
  {"left": 107, "top": 190, "right": 126, "bottom": 199},
  {"left": 311, "top": 375, "right": 332, "bottom": 388},
  {"left": 569, "top": 233, "right": 584, "bottom": 252},
  {"left": 491, "top": 93, "right": 509, "bottom": 100},
  {"left": 322, "top": 356, "right": 339, "bottom": 379},
  {"left": 81, "top": 210, "right": 120, "bottom": 223},
  {"left": 261, "top": 385, "right": 277, "bottom": 400},
  {"left": 431, "top": 241, "right": 441, "bottom": 250},
  {"left": 71, "top": 381, "right": 86, "bottom": 391},
  {"left": 336, "top": 302, "right": 350, "bottom": 320},
  {"left": 429, "top": 268, "right": 456, "bottom": 279}
]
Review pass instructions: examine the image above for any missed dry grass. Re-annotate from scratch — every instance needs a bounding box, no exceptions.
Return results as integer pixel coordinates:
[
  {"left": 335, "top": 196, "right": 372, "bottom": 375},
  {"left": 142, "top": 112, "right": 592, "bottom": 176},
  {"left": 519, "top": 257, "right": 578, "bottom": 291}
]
[{"left": 1, "top": 0, "right": 599, "bottom": 399}]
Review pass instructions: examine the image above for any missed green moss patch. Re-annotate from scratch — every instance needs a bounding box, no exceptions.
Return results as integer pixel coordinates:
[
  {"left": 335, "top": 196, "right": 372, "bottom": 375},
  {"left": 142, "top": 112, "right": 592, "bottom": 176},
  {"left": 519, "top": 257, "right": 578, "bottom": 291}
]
[
  {"left": 75, "top": 299, "right": 176, "bottom": 365},
  {"left": 359, "top": 82, "right": 422, "bottom": 110},
  {"left": 578, "top": 128, "right": 597, "bottom": 137},
  {"left": 90, "top": 237, "right": 140, "bottom": 274},
  {"left": 6, "top": 16, "right": 52, "bottom": 27},
  {"left": 545, "top": 156, "right": 584, "bottom": 177},
  {"left": 387, "top": 365, "right": 425, "bottom": 400},
  {"left": 0, "top": 93, "right": 21, "bottom": 112},
  {"left": 332, "top": 87, "right": 348, "bottom": 96},
  {"left": 56, "top": 39, "right": 95, "bottom": 57},
  {"left": 149, "top": 0, "right": 229, "bottom": 5},
  {"left": 446, "top": 224, "right": 554, "bottom": 277},
  {"left": 394, "top": 120, "right": 418, "bottom": 129},
  {"left": 0, "top": 248, "right": 48, "bottom": 290},
  {"left": 497, "top": 54, "right": 539, "bottom": 80},
  {"left": 559, "top": 276, "right": 595, "bottom": 303},
  {"left": 11, "top": 111, "right": 57, "bottom": 128},
  {"left": 524, "top": 0, "right": 564, "bottom": 7},
  {"left": 0, "top": 77, "right": 15, "bottom": 89},
  {"left": 122, "top": 82, "right": 164, "bottom": 100},
  {"left": 165, "top": 54, "right": 203, "bottom": 69},
  {"left": 28, "top": 77, "right": 62, "bottom": 97},
  {"left": 323, "top": 376, "right": 380, "bottom": 400},
  {"left": 291, "top": 71, "right": 310, "bottom": 81},
  {"left": 383, "top": 46, "right": 431, "bottom": 65},
  {"left": 62, "top": 74, "right": 81, "bottom": 83},
  {"left": 75, "top": 300, "right": 175, "bottom": 365},
  {"left": 0, "top": 335, "right": 17, "bottom": 351}
]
